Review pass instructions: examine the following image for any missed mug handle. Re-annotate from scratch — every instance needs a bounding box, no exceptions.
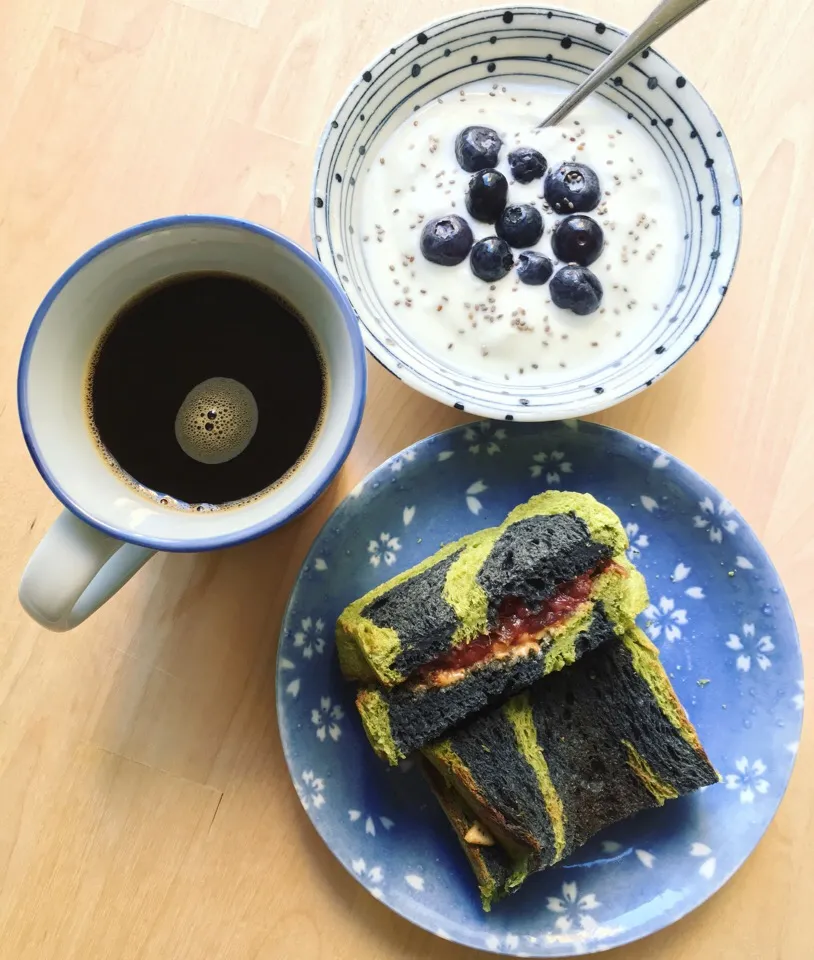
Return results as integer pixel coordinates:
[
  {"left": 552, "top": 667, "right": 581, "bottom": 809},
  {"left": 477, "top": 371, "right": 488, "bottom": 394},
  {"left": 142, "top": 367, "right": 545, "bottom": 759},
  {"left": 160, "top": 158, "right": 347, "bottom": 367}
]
[{"left": 19, "top": 510, "right": 155, "bottom": 631}]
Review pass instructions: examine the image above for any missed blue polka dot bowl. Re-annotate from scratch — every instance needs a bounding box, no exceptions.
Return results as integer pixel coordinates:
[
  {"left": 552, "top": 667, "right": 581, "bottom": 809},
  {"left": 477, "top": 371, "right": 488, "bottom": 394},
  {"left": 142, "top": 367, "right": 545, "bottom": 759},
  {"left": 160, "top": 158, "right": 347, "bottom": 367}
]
[{"left": 311, "top": 6, "right": 742, "bottom": 421}]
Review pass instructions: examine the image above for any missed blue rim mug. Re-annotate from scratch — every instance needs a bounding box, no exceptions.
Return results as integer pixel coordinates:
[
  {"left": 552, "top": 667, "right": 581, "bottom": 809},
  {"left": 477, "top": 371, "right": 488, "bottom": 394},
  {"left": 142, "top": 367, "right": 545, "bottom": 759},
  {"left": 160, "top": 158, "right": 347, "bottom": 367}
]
[{"left": 17, "top": 215, "right": 367, "bottom": 631}]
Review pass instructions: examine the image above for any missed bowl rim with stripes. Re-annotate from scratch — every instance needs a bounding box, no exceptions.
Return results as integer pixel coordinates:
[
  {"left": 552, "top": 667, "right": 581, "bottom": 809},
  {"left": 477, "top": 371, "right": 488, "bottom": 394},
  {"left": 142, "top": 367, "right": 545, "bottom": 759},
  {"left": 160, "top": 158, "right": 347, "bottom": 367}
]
[{"left": 310, "top": 5, "right": 742, "bottom": 421}]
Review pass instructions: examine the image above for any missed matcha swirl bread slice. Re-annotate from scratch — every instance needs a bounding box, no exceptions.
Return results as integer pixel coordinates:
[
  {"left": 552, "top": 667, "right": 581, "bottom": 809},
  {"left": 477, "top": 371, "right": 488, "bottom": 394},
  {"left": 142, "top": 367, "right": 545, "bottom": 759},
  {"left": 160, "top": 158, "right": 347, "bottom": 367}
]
[
  {"left": 337, "top": 491, "right": 630, "bottom": 688},
  {"left": 423, "top": 627, "right": 719, "bottom": 910},
  {"left": 421, "top": 759, "right": 517, "bottom": 912},
  {"left": 355, "top": 557, "right": 647, "bottom": 764}
]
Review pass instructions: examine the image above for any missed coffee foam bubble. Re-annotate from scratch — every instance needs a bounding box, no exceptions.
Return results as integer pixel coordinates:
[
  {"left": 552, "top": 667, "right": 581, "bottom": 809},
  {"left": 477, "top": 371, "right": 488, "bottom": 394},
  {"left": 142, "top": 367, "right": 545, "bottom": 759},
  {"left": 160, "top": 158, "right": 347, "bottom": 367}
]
[{"left": 174, "top": 377, "right": 258, "bottom": 466}]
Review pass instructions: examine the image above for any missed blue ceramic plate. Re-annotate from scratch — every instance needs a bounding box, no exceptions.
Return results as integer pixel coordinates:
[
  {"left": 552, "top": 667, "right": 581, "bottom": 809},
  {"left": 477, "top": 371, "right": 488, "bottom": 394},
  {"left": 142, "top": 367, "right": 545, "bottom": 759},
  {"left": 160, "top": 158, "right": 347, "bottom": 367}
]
[{"left": 277, "top": 421, "right": 802, "bottom": 956}]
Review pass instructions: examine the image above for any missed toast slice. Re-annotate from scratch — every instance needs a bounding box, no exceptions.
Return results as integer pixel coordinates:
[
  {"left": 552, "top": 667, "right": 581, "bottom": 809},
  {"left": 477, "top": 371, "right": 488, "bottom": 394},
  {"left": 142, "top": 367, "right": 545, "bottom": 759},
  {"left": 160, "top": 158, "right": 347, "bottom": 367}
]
[
  {"left": 336, "top": 491, "right": 630, "bottom": 687},
  {"left": 356, "top": 557, "right": 646, "bottom": 763},
  {"left": 423, "top": 627, "right": 719, "bottom": 910}
]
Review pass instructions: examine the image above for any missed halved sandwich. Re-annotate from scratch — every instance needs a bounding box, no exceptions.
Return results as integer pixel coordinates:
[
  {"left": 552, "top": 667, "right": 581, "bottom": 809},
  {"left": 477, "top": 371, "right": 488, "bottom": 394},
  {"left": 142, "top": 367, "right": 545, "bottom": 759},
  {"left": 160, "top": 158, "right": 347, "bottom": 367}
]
[
  {"left": 337, "top": 492, "right": 647, "bottom": 763},
  {"left": 423, "top": 626, "right": 719, "bottom": 910}
]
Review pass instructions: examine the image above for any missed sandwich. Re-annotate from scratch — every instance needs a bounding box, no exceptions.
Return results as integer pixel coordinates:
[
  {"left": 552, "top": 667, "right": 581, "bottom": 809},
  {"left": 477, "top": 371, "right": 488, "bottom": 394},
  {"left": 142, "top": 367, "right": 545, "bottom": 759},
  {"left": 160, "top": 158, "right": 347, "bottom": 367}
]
[
  {"left": 337, "top": 491, "right": 647, "bottom": 763},
  {"left": 422, "top": 626, "right": 719, "bottom": 910}
]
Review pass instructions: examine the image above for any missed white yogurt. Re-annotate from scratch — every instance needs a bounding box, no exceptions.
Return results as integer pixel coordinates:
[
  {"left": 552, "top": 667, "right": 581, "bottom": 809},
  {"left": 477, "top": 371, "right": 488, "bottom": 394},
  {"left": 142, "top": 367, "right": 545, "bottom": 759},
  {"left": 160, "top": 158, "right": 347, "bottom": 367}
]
[{"left": 358, "top": 79, "right": 684, "bottom": 385}]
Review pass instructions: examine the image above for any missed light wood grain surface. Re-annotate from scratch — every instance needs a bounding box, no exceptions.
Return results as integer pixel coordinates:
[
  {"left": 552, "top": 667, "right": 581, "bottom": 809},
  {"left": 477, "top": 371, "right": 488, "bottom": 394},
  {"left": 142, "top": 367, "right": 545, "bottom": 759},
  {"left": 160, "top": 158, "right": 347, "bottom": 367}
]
[{"left": 0, "top": 1, "right": 811, "bottom": 958}]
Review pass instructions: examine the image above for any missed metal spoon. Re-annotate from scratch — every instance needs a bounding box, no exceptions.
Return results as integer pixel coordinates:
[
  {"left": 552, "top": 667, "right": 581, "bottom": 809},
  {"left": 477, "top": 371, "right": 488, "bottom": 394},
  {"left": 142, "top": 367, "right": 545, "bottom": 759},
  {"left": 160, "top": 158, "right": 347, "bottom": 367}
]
[{"left": 538, "top": 0, "right": 711, "bottom": 129}]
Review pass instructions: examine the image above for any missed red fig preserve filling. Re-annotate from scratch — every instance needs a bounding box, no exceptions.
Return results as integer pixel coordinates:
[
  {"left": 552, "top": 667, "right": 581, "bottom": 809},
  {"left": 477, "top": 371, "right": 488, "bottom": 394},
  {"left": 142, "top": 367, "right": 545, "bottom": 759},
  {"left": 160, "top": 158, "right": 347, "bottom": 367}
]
[{"left": 417, "top": 561, "right": 617, "bottom": 686}]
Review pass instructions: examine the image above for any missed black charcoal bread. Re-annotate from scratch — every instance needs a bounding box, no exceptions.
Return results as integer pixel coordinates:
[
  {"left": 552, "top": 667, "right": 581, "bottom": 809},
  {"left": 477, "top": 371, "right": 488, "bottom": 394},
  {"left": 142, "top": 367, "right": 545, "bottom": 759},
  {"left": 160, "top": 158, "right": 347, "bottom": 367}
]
[
  {"left": 424, "top": 627, "right": 718, "bottom": 904},
  {"left": 421, "top": 759, "right": 521, "bottom": 912},
  {"left": 336, "top": 491, "right": 629, "bottom": 687},
  {"left": 356, "top": 556, "right": 647, "bottom": 764}
]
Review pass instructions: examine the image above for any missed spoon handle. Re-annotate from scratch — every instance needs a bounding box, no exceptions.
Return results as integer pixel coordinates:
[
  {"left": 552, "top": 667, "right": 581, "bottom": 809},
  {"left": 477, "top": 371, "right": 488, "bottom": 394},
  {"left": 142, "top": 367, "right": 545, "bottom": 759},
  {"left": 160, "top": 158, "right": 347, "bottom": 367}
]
[{"left": 538, "top": 0, "right": 711, "bottom": 129}]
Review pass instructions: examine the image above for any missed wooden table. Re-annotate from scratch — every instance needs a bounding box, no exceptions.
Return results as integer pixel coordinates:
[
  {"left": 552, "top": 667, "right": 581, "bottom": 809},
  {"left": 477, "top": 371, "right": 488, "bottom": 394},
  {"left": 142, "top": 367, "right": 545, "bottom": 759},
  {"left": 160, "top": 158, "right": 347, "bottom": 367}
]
[{"left": 0, "top": 1, "right": 811, "bottom": 957}]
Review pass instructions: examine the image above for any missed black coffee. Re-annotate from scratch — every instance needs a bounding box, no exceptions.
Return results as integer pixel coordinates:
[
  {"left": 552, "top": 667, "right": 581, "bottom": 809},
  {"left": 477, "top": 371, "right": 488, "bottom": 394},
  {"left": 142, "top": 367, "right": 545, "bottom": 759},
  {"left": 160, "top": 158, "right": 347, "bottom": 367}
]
[{"left": 88, "top": 272, "right": 326, "bottom": 508}]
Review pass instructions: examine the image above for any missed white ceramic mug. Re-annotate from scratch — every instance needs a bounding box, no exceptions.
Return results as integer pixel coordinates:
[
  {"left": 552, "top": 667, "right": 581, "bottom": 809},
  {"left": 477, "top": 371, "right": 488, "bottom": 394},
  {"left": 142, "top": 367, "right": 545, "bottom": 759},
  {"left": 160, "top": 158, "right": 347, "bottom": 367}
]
[{"left": 18, "top": 215, "right": 367, "bottom": 632}]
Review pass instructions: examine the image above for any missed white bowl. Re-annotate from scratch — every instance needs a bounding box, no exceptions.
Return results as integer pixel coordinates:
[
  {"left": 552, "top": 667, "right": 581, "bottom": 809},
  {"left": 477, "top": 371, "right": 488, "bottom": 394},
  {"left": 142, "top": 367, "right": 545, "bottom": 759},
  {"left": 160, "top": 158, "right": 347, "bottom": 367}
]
[{"left": 311, "top": 5, "right": 741, "bottom": 422}]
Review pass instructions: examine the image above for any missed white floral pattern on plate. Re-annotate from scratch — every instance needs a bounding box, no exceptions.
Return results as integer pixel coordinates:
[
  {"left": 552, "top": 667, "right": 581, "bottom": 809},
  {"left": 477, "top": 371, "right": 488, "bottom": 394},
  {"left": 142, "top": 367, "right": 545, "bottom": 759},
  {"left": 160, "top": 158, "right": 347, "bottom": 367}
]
[
  {"left": 278, "top": 657, "right": 300, "bottom": 698},
  {"left": 348, "top": 810, "right": 395, "bottom": 836},
  {"left": 643, "top": 596, "right": 688, "bottom": 642},
  {"left": 693, "top": 497, "right": 739, "bottom": 543},
  {"left": 298, "top": 770, "right": 326, "bottom": 810},
  {"left": 368, "top": 532, "right": 402, "bottom": 567},
  {"left": 689, "top": 842, "right": 716, "bottom": 879},
  {"left": 726, "top": 622, "right": 774, "bottom": 672},
  {"left": 725, "top": 757, "right": 770, "bottom": 803},
  {"left": 670, "top": 562, "right": 705, "bottom": 600},
  {"left": 529, "top": 450, "right": 573, "bottom": 485},
  {"left": 465, "top": 422, "right": 508, "bottom": 455},
  {"left": 293, "top": 617, "right": 326, "bottom": 659},
  {"left": 352, "top": 859, "right": 386, "bottom": 899},
  {"left": 466, "top": 480, "right": 488, "bottom": 515},
  {"left": 625, "top": 522, "right": 649, "bottom": 561},
  {"left": 311, "top": 697, "right": 344, "bottom": 742},
  {"left": 545, "top": 882, "right": 621, "bottom": 948}
]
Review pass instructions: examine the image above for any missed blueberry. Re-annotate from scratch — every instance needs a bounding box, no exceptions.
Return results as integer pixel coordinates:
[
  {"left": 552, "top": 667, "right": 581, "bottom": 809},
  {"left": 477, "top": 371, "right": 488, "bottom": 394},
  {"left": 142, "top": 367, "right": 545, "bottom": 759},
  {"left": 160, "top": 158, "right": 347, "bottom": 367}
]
[
  {"left": 516, "top": 252, "right": 554, "bottom": 286},
  {"left": 544, "top": 163, "right": 601, "bottom": 213},
  {"left": 455, "top": 126, "right": 503, "bottom": 173},
  {"left": 470, "top": 237, "right": 514, "bottom": 282},
  {"left": 508, "top": 146, "right": 547, "bottom": 183},
  {"left": 465, "top": 169, "right": 508, "bottom": 223},
  {"left": 550, "top": 266, "right": 603, "bottom": 315},
  {"left": 419, "top": 215, "right": 474, "bottom": 266},
  {"left": 495, "top": 204, "right": 544, "bottom": 248},
  {"left": 551, "top": 215, "right": 604, "bottom": 266}
]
